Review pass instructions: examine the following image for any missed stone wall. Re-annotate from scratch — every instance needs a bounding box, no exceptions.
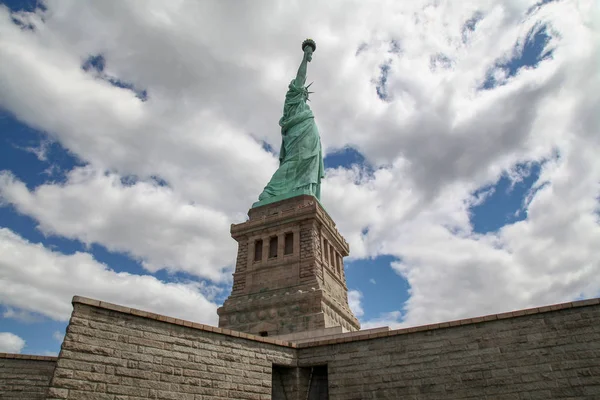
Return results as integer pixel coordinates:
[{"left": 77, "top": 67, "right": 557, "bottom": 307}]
[
  {"left": 0, "top": 353, "right": 57, "bottom": 399},
  {"left": 297, "top": 299, "right": 600, "bottom": 399},
  {"left": 7, "top": 295, "right": 599, "bottom": 399},
  {"left": 47, "top": 296, "right": 296, "bottom": 400}
]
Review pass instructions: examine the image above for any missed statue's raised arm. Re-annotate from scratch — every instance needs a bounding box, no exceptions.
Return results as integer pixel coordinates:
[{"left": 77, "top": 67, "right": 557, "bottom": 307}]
[
  {"left": 253, "top": 39, "right": 325, "bottom": 208},
  {"left": 294, "top": 39, "right": 316, "bottom": 88}
]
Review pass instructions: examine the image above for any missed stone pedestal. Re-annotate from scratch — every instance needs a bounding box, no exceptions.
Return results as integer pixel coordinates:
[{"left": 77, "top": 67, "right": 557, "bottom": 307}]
[{"left": 217, "top": 195, "right": 360, "bottom": 336}]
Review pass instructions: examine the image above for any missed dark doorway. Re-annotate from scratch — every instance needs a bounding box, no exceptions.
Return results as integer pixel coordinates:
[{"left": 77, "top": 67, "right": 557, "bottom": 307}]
[
  {"left": 307, "top": 365, "right": 329, "bottom": 400},
  {"left": 272, "top": 365, "right": 328, "bottom": 400},
  {"left": 272, "top": 365, "right": 292, "bottom": 400}
]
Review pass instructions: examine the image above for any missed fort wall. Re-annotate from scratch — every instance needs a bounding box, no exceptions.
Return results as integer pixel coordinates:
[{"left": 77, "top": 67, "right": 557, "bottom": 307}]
[
  {"left": 0, "top": 353, "right": 57, "bottom": 399},
  {"left": 297, "top": 298, "right": 600, "bottom": 399},
  {"left": 46, "top": 297, "right": 296, "bottom": 400},
  {"left": 2, "top": 296, "right": 599, "bottom": 399}
]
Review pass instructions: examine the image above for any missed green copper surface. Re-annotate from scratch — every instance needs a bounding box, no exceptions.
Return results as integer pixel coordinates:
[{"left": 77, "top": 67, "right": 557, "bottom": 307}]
[{"left": 252, "top": 40, "right": 324, "bottom": 208}]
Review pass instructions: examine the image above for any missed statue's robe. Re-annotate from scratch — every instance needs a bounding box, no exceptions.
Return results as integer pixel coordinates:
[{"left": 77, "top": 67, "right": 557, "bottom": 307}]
[{"left": 256, "top": 80, "right": 324, "bottom": 205}]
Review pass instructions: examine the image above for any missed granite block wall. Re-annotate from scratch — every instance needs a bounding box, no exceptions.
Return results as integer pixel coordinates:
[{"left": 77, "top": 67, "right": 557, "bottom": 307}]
[
  {"left": 46, "top": 298, "right": 296, "bottom": 400},
  {"left": 5, "top": 296, "right": 599, "bottom": 399},
  {"left": 297, "top": 300, "right": 600, "bottom": 399},
  {"left": 0, "top": 353, "right": 57, "bottom": 399}
]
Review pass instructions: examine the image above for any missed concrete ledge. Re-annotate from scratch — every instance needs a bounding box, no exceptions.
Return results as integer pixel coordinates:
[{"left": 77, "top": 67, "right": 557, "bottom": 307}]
[
  {"left": 277, "top": 326, "right": 390, "bottom": 345},
  {"left": 72, "top": 296, "right": 297, "bottom": 349},
  {"left": 0, "top": 353, "right": 57, "bottom": 361},
  {"left": 297, "top": 297, "right": 600, "bottom": 348}
]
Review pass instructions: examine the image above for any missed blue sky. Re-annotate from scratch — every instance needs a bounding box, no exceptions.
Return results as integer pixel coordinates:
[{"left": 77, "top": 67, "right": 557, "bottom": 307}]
[{"left": 1, "top": 0, "right": 598, "bottom": 355}]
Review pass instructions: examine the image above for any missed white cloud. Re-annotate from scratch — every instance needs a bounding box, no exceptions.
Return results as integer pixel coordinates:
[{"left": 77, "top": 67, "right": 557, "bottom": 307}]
[
  {"left": 361, "top": 311, "right": 404, "bottom": 330},
  {"left": 3, "top": 307, "right": 43, "bottom": 323},
  {"left": 0, "top": 0, "right": 598, "bottom": 331},
  {"left": 52, "top": 331, "right": 64, "bottom": 342},
  {"left": 0, "top": 332, "right": 26, "bottom": 353},
  {"left": 347, "top": 290, "right": 364, "bottom": 318},
  {"left": 0, "top": 228, "right": 219, "bottom": 324},
  {"left": 0, "top": 3, "right": 278, "bottom": 215},
  {"left": 369, "top": 279, "right": 376, "bottom": 285},
  {"left": 0, "top": 167, "right": 235, "bottom": 282},
  {"left": 377, "top": 137, "right": 600, "bottom": 327}
]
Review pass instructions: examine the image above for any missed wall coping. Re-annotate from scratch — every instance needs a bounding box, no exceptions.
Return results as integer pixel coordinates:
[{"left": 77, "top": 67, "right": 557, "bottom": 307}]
[
  {"left": 0, "top": 353, "right": 57, "bottom": 361},
  {"left": 297, "top": 297, "right": 600, "bottom": 348},
  {"left": 71, "top": 295, "right": 600, "bottom": 350}
]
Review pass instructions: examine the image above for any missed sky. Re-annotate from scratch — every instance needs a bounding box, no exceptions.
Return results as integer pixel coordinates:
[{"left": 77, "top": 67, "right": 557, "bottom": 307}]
[{"left": 0, "top": 0, "right": 598, "bottom": 356}]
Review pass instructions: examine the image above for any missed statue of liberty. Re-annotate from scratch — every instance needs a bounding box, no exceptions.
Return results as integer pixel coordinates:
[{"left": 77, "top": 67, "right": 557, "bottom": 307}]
[{"left": 253, "top": 39, "right": 325, "bottom": 208}]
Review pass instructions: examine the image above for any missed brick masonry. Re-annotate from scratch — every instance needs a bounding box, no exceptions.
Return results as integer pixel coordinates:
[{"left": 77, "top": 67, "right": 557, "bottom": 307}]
[
  {"left": 3, "top": 296, "right": 600, "bottom": 399},
  {"left": 0, "top": 353, "right": 57, "bottom": 399}
]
